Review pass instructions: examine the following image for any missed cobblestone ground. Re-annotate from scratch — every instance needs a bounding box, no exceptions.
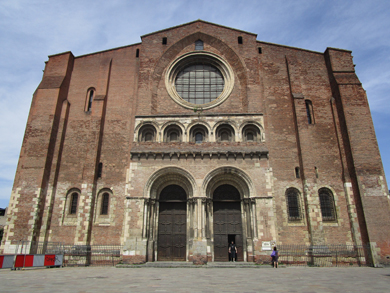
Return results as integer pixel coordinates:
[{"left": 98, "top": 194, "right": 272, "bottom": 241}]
[{"left": 1, "top": 266, "right": 390, "bottom": 292}]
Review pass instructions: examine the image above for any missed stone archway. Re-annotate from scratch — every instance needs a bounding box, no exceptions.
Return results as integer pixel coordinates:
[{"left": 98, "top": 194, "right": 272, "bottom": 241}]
[
  {"left": 203, "top": 167, "right": 256, "bottom": 262},
  {"left": 143, "top": 167, "right": 196, "bottom": 262}
]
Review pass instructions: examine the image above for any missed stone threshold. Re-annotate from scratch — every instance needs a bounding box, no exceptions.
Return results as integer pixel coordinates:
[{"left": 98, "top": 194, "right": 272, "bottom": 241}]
[{"left": 116, "top": 262, "right": 277, "bottom": 268}]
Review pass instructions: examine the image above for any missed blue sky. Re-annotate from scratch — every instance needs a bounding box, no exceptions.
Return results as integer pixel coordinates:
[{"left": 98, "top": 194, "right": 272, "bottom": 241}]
[{"left": 0, "top": 0, "right": 389, "bottom": 208}]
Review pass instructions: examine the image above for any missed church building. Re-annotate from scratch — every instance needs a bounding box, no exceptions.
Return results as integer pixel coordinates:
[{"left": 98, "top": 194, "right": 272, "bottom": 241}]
[{"left": 2, "top": 20, "right": 390, "bottom": 265}]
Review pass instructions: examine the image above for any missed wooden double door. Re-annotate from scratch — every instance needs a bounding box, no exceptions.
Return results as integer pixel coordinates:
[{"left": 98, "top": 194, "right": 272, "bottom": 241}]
[
  {"left": 157, "top": 185, "right": 187, "bottom": 261},
  {"left": 213, "top": 201, "right": 243, "bottom": 261},
  {"left": 213, "top": 184, "right": 243, "bottom": 262}
]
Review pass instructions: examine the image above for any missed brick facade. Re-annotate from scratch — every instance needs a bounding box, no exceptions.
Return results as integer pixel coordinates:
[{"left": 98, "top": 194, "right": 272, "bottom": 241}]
[{"left": 2, "top": 20, "right": 390, "bottom": 266}]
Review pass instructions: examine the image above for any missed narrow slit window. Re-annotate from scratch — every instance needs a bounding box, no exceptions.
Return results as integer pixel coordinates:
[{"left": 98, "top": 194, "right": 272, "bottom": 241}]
[
  {"left": 162, "top": 37, "right": 167, "bottom": 45},
  {"left": 101, "top": 193, "right": 109, "bottom": 215},
  {"left": 97, "top": 163, "right": 103, "bottom": 178},
  {"left": 86, "top": 89, "right": 94, "bottom": 112},
  {"left": 305, "top": 100, "right": 314, "bottom": 124},
  {"left": 295, "top": 167, "right": 300, "bottom": 179},
  {"left": 315, "top": 167, "right": 319, "bottom": 178},
  {"left": 238, "top": 36, "right": 243, "bottom": 44},
  {"left": 258, "top": 47, "right": 262, "bottom": 54},
  {"left": 136, "top": 48, "right": 139, "bottom": 58},
  {"left": 70, "top": 193, "right": 78, "bottom": 214}
]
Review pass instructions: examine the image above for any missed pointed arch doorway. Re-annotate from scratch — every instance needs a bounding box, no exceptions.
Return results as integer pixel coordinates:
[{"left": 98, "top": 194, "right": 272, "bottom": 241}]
[
  {"left": 157, "top": 185, "right": 187, "bottom": 261},
  {"left": 213, "top": 184, "right": 243, "bottom": 261}
]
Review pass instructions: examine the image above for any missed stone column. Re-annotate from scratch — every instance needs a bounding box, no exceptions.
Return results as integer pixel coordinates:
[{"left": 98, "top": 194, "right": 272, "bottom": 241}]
[{"left": 191, "top": 197, "right": 208, "bottom": 265}]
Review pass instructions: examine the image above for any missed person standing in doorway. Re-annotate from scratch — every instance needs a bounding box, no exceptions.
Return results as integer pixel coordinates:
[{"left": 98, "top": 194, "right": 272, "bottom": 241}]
[
  {"left": 229, "top": 241, "right": 237, "bottom": 262},
  {"left": 271, "top": 246, "right": 278, "bottom": 268}
]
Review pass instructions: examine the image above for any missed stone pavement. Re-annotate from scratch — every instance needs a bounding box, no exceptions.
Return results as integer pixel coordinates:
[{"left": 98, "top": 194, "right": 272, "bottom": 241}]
[{"left": 1, "top": 265, "right": 390, "bottom": 292}]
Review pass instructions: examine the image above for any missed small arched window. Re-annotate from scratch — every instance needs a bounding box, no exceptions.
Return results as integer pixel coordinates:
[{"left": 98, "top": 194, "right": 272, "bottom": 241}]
[
  {"left": 190, "top": 124, "right": 208, "bottom": 143},
  {"left": 101, "top": 193, "right": 109, "bottom": 215},
  {"left": 195, "top": 39, "right": 204, "bottom": 50},
  {"left": 319, "top": 188, "right": 336, "bottom": 221},
  {"left": 69, "top": 192, "right": 79, "bottom": 214},
  {"left": 85, "top": 88, "right": 95, "bottom": 112},
  {"left": 286, "top": 188, "right": 302, "bottom": 221},
  {"left": 242, "top": 124, "right": 261, "bottom": 142},
  {"left": 138, "top": 124, "right": 157, "bottom": 142},
  {"left": 164, "top": 124, "right": 182, "bottom": 142},
  {"left": 216, "top": 124, "right": 235, "bottom": 142}
]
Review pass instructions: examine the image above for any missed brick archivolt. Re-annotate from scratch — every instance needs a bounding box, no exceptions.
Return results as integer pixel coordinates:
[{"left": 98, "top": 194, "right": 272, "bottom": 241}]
[
  {"left": 143, "top": 166, "right": 255, "bottom": 201},
  {"left": 161, "top": 121, "right": 186, "bottom": 135},
  {"left": 203, "top": 166, "right": 254, "bottom": 199},
  {"left": 144, "top": 166, "right": 197, "bottom": 199}
]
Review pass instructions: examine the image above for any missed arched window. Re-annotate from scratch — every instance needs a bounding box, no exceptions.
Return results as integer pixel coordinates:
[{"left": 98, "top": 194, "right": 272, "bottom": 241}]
[
  {"left": 163, "top": 124, "right": 182, "bottom": 142},
  {"left": 242, "top": 124, "right": 261, "bottom": 142},
  {"left": 101, "top": 193, "right": 109, "bottom": 215},
  {"left": 216, "top": 124, "right": 235, "bottom": 142},
  {"left": 69, "top": 192, "right": 78, "bottom": 214},
  {"left": 138, "top": 124, "right": 157, "bottom": 142},
  {"left": 305, "top": 100, "right": 315, "bottom": 124},
  {"left": 189, "top": 124, "right": 208, "bottom": 143},
  {"left": 195, "top": 39, "right": 204, "bottom": 50},
  {"left": 286, "top": 188, "right": 302, "bottom": 221},
  {"left": 85, "top": 88, "right": 95, "bottom": 112},
  {"left": 319, "top": 188, "right": 336, "bottom": 221}
]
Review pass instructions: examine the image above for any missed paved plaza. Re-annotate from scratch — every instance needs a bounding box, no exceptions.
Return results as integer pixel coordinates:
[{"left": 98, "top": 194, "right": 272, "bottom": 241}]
[{"left": 1, "top": 266, "right": 390, "bottom": 292}]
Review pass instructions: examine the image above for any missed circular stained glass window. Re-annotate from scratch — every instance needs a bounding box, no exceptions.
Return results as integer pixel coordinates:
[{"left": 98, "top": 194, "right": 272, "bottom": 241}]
[
  {"left": 165, "top": 52, "right": 234, "bottom": 110},
  {"left": 175, "top": 64, "right": 224, "bottom": 105}
]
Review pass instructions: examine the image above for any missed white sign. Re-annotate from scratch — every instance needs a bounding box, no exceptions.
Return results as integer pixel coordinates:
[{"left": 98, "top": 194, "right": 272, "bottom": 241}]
[{"left": 262, "top": 241, "right": 272, "bottom": 251}]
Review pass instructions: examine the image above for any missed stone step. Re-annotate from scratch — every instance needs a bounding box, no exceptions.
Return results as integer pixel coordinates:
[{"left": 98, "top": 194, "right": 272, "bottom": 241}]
[{"left": 117, "top": 261, "right": 274, "bottom": 268}]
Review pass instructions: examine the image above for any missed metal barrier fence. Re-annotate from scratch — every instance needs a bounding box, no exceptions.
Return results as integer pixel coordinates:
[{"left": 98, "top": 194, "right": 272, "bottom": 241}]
[
  {"left": 0, "top": 241, "right": 64, "bottom": 269},
  {"left": 62, "top": 245, "right": 123, "bottom": 266},
  {"left": 1, "top": 241, "right": 123, "bottom": 268},
  {"left": 277, "top": 244, "right": 371, "bottom": 267}
]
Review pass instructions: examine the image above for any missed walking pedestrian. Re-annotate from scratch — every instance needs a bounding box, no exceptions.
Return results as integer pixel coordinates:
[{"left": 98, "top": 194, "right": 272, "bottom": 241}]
[{"left": 271, "top": 246, "right": 278, "bottom": 268}]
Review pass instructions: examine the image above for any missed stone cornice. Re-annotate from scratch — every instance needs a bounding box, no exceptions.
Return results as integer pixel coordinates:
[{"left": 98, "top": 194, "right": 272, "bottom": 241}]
[{"left": 130, "top": 144, "right": 268, "bottom": 160}]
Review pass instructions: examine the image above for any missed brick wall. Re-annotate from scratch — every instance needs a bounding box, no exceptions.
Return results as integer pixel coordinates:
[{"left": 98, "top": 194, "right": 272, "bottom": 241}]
[{"left": 2, "top": 20, "right": 389, "bottom": 265}]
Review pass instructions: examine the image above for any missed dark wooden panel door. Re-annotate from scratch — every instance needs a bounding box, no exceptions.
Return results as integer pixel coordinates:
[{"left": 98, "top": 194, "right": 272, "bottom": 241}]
[
  {"left": 213, "top": 201, "right": 243, "bottom": 261},
  {"left": 158, "top": 202, "right": 186, "bottom": 261}
]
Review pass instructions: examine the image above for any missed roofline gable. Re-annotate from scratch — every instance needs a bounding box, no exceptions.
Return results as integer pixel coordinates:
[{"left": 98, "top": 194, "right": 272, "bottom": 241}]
[{"left": 141, "top": 19, "right": 257, "bottom": 38}]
